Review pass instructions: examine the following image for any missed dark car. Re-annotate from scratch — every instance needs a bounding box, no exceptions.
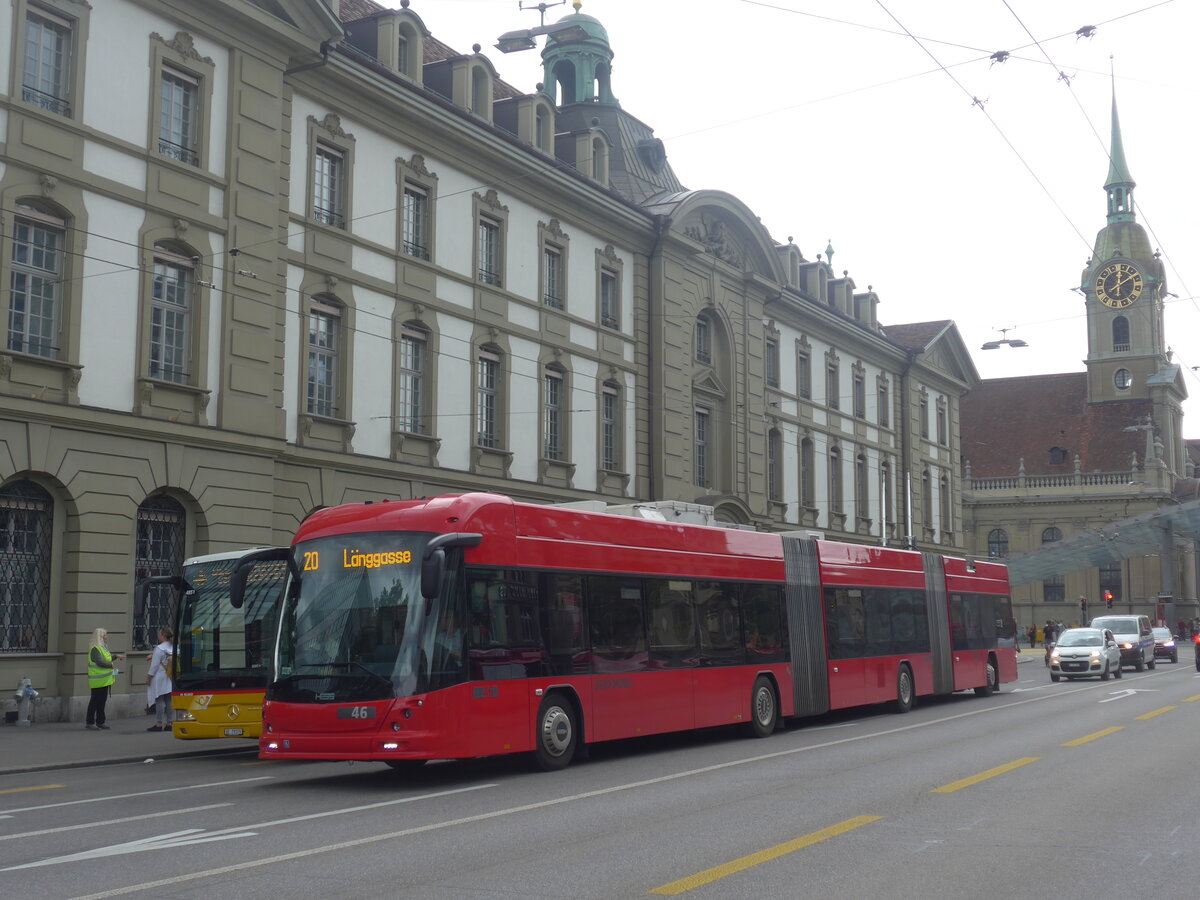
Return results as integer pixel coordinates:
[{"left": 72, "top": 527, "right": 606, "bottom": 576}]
[{"left": 1151, "top": 627, "right": 1178, "bottom": 663}]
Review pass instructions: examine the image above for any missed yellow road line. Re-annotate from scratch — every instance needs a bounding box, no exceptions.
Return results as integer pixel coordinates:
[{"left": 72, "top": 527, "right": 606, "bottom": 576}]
[
  {"left": 931, "top": 757, "right": 1039, "bottom": 793},
  {"left": 0, "top": 785, "right": 63, "bottom": 795},
  {"left": 1136, "top": 706, "right": 1176, "bottom": 720},
  {"left": 1182, "top": 694, "right": 1200, "bottom": 703},
  {"left": 1062, "top": 726, "right": 1124, "bottom": 746},
  {"left": 649, "top": 815, "right": 882, "bottom": 895}
]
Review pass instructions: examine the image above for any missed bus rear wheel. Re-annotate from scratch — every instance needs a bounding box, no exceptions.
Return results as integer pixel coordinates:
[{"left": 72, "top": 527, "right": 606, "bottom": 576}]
[
  {"left": 974, "top": 657, "right": 998, "bottom": 696},
  {"left": 534, "top": 692, "right": 577, "bottom": 771},
  {"left": 748, "top": 677, "right": 778, "bottom": 738},
  {"left": 892, "top": 664, "right": 914, "bottom": 713}
]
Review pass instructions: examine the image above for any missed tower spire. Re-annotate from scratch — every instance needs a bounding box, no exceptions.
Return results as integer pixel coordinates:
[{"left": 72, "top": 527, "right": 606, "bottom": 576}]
[{"left": 1105, "top": 82, "right": 1136, "bottom": 224}]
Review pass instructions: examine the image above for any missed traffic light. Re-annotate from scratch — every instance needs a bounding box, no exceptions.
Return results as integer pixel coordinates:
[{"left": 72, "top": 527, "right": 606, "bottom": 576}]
[
  {"left": 1104, "top": 590, "right": 1114, "bottom": 610},
  {"left": 1080, "top": 597, "right": 1088, "bottom": 619}
]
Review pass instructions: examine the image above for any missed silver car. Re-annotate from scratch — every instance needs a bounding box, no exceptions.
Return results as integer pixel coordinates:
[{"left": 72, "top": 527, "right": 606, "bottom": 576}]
[{"left": 1050, "top": 628, "right": 1123, "bottom": 682}]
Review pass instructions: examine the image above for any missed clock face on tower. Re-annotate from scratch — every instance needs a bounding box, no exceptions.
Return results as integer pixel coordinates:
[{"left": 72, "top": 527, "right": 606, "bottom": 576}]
[{"left": 1095, "top": 261, "right": 1143, "bottom": 308}]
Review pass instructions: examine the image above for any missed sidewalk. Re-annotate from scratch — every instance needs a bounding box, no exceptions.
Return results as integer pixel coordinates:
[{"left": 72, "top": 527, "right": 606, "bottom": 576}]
[{"left": 0, "top": 716, "right": 254, "bottom": 776}]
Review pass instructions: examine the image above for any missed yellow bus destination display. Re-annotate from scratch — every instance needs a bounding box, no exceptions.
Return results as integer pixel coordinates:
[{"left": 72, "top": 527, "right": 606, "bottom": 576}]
[{"left": 301, "top": 549, "right": 415, "bottom": 571}]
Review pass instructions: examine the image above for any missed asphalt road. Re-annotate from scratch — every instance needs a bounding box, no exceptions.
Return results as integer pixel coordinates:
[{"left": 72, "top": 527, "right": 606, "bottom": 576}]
[{"left": 3, "top": 659, "right": 1199, "bottom": 900}]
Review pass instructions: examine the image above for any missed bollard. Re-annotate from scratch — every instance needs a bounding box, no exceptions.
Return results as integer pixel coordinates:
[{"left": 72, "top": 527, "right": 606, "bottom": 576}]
[{"left": 14, "top": 676, "right": 38, "bottom": 727}]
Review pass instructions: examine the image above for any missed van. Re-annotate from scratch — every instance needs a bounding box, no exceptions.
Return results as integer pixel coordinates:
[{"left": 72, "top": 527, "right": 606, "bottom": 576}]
[{"left": 1088, "top": 614, "right": 1156, "bottom": 671}]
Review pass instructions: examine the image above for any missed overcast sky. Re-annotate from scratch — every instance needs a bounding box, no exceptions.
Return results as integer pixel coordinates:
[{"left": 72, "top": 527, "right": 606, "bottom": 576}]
[{"left": 406, "top": 0, "right": 1200, "bottom": 436}]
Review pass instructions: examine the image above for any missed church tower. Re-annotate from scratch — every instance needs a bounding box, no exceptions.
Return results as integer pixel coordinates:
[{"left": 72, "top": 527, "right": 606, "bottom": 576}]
[
  {"left": 1081, "top": 92, "right": 1168, "bottom": 402},
  {"left": 1080, "top": 90, "right": 1186, "bottom": 473}
]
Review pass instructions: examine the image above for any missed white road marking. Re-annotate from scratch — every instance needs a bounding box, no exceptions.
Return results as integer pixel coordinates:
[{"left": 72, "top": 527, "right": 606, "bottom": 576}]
[
  {"left": 5, "top": 783, "right": 496, "bottom": 871},
  {"left": 0, "top": 777, "right": 271, "bottom": 816},
  {"left": 1098, "top": 688, "right": 1159, "bottom": 702},
  {"left": 0, "top": 804, "right": 232, "bottom": 842}
]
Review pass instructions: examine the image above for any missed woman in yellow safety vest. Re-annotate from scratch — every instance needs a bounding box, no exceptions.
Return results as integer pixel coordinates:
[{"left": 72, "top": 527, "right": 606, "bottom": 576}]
[{"left": 85, "top": 628, "right": 125, "bottom": 730}]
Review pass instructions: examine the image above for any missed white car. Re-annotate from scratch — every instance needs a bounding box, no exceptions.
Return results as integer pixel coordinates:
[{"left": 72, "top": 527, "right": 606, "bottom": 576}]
[{"left": 1050, "top": 628, "right": 1122, "bottom": 682}]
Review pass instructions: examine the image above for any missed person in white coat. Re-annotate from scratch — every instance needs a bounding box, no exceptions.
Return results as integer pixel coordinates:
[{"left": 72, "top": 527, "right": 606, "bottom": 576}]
[{"left": 145, "top": 627, "right": 174, "bottom": 732}]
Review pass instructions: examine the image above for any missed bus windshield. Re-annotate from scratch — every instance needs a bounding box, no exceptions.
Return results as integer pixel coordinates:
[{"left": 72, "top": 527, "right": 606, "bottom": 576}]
[
  {"left": 276, "top": 532, "right": 448, "bottom": 701},
  {"left": 178, "top": 555, "right": 286, "bottom": 690}
]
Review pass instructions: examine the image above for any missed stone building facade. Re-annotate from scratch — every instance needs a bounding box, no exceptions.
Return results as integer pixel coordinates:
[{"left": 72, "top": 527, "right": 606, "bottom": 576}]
[{"left": 1, "top": 0, "right": 974, "bottom": 718}]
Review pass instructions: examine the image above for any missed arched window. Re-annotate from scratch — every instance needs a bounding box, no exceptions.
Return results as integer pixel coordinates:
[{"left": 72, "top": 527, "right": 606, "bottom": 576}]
[
  {"left": 987, "top": 528, "right": 1009, "bottom": 558},
  {"left": 0, "top": 480, "right": 53, "bottom": 652},
  {"left": 135, "top": 495, "right": 186, "bottom": 649},
  {"left": 591, "top": 137, "right": 608, "bottom": 184},
  {"left": 1112, "top": 315, "right": 1130, "bottom": 351}
]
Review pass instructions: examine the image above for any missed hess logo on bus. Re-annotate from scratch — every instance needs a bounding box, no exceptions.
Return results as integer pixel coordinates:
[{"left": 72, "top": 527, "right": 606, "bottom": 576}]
[{"left": 301, "top": 549, "right": 414, "bottom": 571}]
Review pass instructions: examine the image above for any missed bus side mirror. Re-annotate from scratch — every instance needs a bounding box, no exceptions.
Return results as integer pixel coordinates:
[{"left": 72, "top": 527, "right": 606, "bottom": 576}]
[
  {"left": 134, "top": 575, "right": 183, "bottom": 617},
  {"left": 420, "top": 533, "right": 483, "bottom": 602},
  {"left": 231, "top": 547, "right": 293, "bottom": 609},
  {"left": 421, "top": 549, "right": 445, "bottom": 601}
]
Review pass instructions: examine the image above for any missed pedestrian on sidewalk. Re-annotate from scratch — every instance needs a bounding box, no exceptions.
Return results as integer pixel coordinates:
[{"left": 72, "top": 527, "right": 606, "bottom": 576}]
[
  {"left": 86, "top": 628, "right": 125, "bottom": 730},
  {"left": 145, "top": 627, "right": 175, "bottom": 732}
]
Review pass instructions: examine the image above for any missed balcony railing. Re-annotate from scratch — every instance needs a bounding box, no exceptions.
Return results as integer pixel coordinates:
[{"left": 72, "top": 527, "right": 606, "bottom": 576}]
[
  {"left": 158, "top": 138, "right": 199, "bottom": 166},
  {"left": 23, "top": 86, "right": 70, "bottom": 117}
]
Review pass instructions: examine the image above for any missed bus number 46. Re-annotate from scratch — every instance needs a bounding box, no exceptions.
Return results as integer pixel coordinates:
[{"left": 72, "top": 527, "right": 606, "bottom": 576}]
[{"left": 336, "top": 706, "right": 376, "bottom": 719}]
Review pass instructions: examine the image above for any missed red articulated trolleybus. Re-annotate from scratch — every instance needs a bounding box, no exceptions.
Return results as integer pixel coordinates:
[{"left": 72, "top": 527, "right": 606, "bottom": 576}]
[{"left": 235, "top": 493, "right": 1016, "bottom": 772}]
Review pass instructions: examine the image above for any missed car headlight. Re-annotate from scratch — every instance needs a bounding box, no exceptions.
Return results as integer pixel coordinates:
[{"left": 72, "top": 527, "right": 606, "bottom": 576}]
[
  {"left": 1089, "top": 650, "right": 1101, "bottom": 658},
  {"left": 1164, "top": 641, "right": 1175, "bottom": 648},
  {"left": 1121, "top": 642, "right": 1133, "bottom": 650},
  {"left": 1050, "top": 650, "right": 1060, "bottom": 660}
]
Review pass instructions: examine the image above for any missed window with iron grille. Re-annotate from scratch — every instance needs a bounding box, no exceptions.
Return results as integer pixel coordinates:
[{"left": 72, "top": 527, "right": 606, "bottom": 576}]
[
  {"left": 313, "top": 145, "right": 345, "bottom": 228},
  {"left": 477, "top": 349, "right": 500, "bottom": 448},
  {"left": 23, "top": 8, "right": 72, "bottom": 116},
  {"left": 397, "top": 326, "right": 426, "bottom": 433},
  {"left": 543, "top": 367, "right": 563, "bottom": 459},
  {"left": 602, "top": 383, "right": 619, "bottom": 471},
  {"left": 159, "top": 67, "right": 199, "bottom": 165},
  {"left": 477, "top": 217, "right": 502, "bottom": 286},
  {"left": 135, "top": 494, "right": 186, "bottom": 649},
  {"left": 402, "top": 183, "right": 429, "bottom": 259},
  {"left": 0, "top": 481, "right": 53, "bottom": 652},
  {"left": 987, "top": 528, "right": 1009, "bottom": 558},
  {"left": 306, "top": 299, "right": 339, "bottom": 418},
  {"left": 9, "top": 202, "right": 64, "bottom": 358},
  {"left": 150, "top": 247, "right": 192, "bottom": 383},
  {"left": 1112, "top": 315, "right": 1130, "bottom": 352}
]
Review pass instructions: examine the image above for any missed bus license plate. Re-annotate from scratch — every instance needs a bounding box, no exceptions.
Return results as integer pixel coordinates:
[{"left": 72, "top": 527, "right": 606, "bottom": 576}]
[{"left": 223, "top": 727, "right": 244, "bottom": 736}]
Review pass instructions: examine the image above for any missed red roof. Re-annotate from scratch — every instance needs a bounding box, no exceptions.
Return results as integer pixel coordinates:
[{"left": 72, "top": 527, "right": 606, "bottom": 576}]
[{"left": 961, "top": 373, "right": 1152, "bottom": 476}]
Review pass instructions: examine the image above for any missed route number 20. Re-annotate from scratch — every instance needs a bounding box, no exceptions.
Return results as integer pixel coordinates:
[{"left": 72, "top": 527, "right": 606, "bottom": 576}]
[{"left": 303, "top": 551, "right": 319, "bottom": 571}]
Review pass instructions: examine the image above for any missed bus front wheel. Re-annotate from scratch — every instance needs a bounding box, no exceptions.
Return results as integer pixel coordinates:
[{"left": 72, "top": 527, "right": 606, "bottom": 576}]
[
  {"left": 748, "top": 676, "right": 778, "bottom": 738},
  {"left": 892, "top": 664, "right": 914, "bottom": 714},
  {"left": 534, "top": 692, "right": 578, "bottom": 771}
]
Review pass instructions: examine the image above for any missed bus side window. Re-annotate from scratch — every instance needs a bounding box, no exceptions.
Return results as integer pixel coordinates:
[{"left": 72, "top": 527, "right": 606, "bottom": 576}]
[
  {"left": 646, "top": 579, "right": 697, "bottom": 669},
  {"left": 587, "top": 575, "right": 648, "bottom": 673},
  {"left": 539, "top": 572, "right": 586, "bottom": 676},
  {"left": 696, "top": 582, "right": 743, "bottom": 667},
  {"left": 743, "top": 584, "right": 785, "bottom": 663}
]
